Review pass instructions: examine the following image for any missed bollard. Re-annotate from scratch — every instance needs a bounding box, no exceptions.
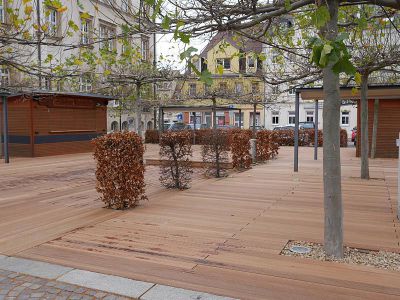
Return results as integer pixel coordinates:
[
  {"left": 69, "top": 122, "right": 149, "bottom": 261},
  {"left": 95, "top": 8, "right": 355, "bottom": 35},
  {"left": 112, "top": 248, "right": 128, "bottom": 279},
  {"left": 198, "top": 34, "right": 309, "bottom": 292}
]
[
  {"left": 250, "top": 138, "right": 257, "bottom": 164},
  {"left": 397, "top": 133, "right": 400, "bottom": 221}
]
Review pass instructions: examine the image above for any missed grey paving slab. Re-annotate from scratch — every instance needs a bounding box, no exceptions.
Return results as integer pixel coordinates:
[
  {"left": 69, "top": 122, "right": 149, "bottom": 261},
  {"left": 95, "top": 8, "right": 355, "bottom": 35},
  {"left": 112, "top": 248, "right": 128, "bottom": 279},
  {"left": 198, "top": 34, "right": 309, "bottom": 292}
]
[
  {"left": 0, "top": 256, "right": 73, "bottom": 279},
  {"left": 58, "top": 269, "right": 154, "bottom": 298},
  {"left": 140, "top": 284, "right": 238, "bottom": 300}
]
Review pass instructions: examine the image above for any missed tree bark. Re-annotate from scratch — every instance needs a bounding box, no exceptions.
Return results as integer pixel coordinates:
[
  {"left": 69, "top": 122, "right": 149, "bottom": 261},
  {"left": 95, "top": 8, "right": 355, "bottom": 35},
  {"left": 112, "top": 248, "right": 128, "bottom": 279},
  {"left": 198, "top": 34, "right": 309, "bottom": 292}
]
[
  {"left": 371, "top": 99, "right": 379, "bottom": 159},
  {"left": 135, "top": 84, "right": 143, "bottom": 137},
  {"left": 321, "top": 0, "right": 343, "bottom": 258},
  {"left": 360, "top": 74, "right": 369, "bottom": 179}
]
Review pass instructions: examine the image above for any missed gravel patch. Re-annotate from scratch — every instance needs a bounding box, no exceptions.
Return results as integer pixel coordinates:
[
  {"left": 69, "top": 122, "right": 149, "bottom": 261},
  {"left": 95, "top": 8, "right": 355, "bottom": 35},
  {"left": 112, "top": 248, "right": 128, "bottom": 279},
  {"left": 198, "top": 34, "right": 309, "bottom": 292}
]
[{"left": 281, "top": 241, "right": 400, "bottom": 271}]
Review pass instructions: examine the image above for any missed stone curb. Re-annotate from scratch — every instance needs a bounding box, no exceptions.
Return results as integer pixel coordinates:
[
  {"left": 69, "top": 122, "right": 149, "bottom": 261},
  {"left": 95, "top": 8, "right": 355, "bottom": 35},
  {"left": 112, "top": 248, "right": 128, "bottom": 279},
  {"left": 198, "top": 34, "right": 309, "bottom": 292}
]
[{"left": 0, "top": 255, "right": 238, "bottom": 300}]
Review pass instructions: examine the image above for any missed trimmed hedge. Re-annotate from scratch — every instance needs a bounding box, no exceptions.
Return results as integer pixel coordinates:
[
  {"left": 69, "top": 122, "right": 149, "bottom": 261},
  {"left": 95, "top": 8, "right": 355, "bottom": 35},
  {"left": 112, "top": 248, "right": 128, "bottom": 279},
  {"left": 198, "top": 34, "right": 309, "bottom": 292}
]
[
  {"left": 230, "top": 129, "right": 252, "bottom": 170},
  {"left": 159, "top": 131, "right": 193, "bottom": 189},
  {"left": 92, "top": 132, "right": 146, "bottom": 210},
  {"left": 256, "top": 130, "right": 280, "bottom": 161},
  {"left": 201, "top": 129, "right": 230, "bottom": 178},
  {"left": 145, "top": 130, "right": 159, "bottom": 143}
]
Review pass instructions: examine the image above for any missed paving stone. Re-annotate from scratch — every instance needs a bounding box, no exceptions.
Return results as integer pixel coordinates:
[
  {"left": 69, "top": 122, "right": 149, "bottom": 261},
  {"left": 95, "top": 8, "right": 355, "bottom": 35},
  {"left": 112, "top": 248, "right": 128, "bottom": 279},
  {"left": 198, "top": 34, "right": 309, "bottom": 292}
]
[
  {"left": 0, "top": 257, "right": 73, "bottom": 279},
  {"left": 140, "top": 285, "right": 238, "bottom": 300},
  {"left": 58, "top": 269, "right": 153, "bottom": 298}
]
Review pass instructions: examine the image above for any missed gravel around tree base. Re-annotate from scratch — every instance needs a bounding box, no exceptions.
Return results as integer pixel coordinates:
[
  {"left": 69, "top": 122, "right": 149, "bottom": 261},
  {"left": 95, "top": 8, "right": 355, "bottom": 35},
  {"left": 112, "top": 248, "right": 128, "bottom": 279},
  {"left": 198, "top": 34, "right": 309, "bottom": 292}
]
[{"left": 281, "top": 241, "right": 400, "bottom": 271}]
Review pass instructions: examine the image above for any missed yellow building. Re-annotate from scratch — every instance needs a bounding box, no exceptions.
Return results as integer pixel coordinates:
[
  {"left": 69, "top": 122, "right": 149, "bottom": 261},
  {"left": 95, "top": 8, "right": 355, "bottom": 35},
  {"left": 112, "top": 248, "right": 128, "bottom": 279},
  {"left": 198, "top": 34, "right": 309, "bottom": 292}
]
[{"left": 176, "top": 32, "right": 265, "bottom": 129}]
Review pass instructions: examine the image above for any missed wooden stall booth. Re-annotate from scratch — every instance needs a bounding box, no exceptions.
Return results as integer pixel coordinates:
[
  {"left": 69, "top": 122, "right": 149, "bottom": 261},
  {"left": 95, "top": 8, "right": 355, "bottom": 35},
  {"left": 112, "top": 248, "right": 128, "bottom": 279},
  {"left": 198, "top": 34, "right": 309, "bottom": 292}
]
[{"left": 0, "top": 92, "right": 112, "bottom": 157}]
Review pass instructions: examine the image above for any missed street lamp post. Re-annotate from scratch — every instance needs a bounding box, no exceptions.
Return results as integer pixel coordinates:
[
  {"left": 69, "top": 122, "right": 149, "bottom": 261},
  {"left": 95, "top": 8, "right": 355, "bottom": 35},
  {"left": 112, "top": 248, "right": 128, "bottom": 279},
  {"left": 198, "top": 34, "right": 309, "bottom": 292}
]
[{"left": 0, "top": 90, "right": 11, "bottom": 163}]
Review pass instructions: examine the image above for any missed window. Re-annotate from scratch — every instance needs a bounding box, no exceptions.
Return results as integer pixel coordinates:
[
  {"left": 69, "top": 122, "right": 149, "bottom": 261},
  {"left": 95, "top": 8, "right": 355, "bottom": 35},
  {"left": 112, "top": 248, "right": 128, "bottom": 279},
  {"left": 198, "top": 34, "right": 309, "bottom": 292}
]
[
  {"left": 288, "top": 87, "right": 295, "bottom": 95},
  {"left": 341, "top": 111, "right": 350, "bottom": 126},
  {"left": 79, "top": 75, "right": 92, "bottom": 92},
  {"left": 247, "top": 56, "right": 255, "bottom": 68},
  {"left": 111, "top": 121, "right": 119, "bottom": 132},
  {"left": 121, "top": 121, "right": 129, "bottom": 131},
  {"left": 272, "top": 86, "right": 279, "bottom": 95},
  {"left": 251, "top": 82, "right": 260, "bottom": 94},
  {"left": 99, "top": 23, "right": 116, "bottom": 50},
  {"left": 219, "top": 82, "right": 227, "bottom": 93},
  {"left": 234, "top": 112, "right": 244, "bottom": 128},
  {"left": 44, "top": 77, "right": 52, "bottom": 90},
  {"left": 306, "top": 111, "right": 314, "bottom": 123},
  {"left": 189, "top": 83, "right": 196, "bottom": 96},
  {"left": 81, "top": 18, "right": 92, "bottom": 45},
  {"left": 0, "top": 0, "right": 5, "bottom": 23},
  {"left": 0, "top": 66, "right": 9, "bottom": 87},
  {"left": 288, "top": 111, "right": 296, "bottom": 125},
  {"left": 250, "top": 112, "right": 261, "bottom": 127},
  {"left": 272, "top": 111, "right": 279, "bottom": 125},
  {"left": 141, "top": 36, "right": 150, "bottom": 61},
  {"left": 56, "top": 80, "right": 63, "bottom": 91},
  {"left": 235, "top": 82, "right": 243, "bottom": 95},
  {"left": 216, "top": 58, "right": 231, "bottom": 70},
  {"left": 47, "top": 8, "right": 58, "bottom": 36}
]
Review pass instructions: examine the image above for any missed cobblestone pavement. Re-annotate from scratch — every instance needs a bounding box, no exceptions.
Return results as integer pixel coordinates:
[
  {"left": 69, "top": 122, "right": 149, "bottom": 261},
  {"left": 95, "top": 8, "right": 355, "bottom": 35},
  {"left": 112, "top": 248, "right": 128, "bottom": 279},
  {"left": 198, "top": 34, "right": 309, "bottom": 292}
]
[{"left": 0, "top": 269, "right": 134, "bottom": 300}]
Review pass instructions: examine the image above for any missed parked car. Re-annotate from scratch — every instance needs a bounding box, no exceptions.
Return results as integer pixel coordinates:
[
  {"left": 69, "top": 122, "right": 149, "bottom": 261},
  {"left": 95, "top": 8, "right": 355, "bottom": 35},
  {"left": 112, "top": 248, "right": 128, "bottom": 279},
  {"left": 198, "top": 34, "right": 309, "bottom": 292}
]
[
  {"left": 249, "top": 125, "right": 265, "bottom": 131},
  {"left": 167, "top": 122, "right": 191, "bottom": 131},
  {"left": 188, "top": 123, "right": 208, "bottom": 130},
  {"left": 273, "top": 125, "right": 295, "bottom": 131},
  {"left": 299, "top": 122, "right": 315, "bottom": 129}
]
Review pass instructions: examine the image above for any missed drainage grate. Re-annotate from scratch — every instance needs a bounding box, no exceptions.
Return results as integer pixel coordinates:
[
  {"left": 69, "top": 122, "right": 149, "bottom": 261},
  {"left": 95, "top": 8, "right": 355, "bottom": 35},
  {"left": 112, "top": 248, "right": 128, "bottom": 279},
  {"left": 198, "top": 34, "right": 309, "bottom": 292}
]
[{"left": 289, "top": 245, "right": 311, "bottom": 254}]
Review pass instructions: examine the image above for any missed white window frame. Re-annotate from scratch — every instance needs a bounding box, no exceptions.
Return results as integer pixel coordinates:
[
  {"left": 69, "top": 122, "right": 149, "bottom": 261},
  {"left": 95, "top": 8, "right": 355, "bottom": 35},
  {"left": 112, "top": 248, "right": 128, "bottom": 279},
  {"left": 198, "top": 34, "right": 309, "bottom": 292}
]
[
  {"left": 141, "top": 36, "right": 150, "bottom": 61},
  {"left": 341, "top": 111, "right": 350, "bottom": 126},
  {"left": 47, "top": 8, "right": 58, "bottom": 36},
  {"left": 288, "top": 87, "right": 296, "bottom": 95},
  {"left": 251, "top": 82, "right": 259, "bottom": 94},
  {"left": 81, "top": 18, "right": 92, "bottom": 45},
  {"left": 235, "top": 82, "right": 243, "bottom": 95},
  {"left": 216, "top": 58, "right": 231, "bottom": 70},
  {"left": 0, "top": 0, "right": 5, "bottom": 23},
  {"left": 288, "top": 111, "right": 296, "bottom": 125},
  {"left": 79, "top": 75, "right": 92, "bottom": 92},
  {"left": 272, "top": 86, "right": 279, "bottom": 95},
  {"left": 272, "top": 112, "right": 279, "bottom": 125},
  {"left": 188, "top": 83, "right": 196, "bottom": 97},
  {"left": 234, "top": 112, "right": 244, "bottom": 128},
  {"left": 306, "top": 111, "right": 314, "bottom": 123},
  {"left": 99, "top": 23, "right": 116, "bottom": 51},
  {"left": 247, "top": 56, "right": 255, "bottom": 68},
  {"left": 0, "top": 66, "right": 9, "bottom": 87}
]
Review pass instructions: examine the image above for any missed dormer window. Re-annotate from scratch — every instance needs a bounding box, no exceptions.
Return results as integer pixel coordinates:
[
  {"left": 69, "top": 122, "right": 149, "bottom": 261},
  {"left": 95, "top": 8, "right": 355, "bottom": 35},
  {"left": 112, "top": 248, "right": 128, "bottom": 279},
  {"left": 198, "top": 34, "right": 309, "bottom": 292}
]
[
  {"left": 248, "top": 56, "right": 255, "bottom": 68},
  {"left": 216, "top": 58, "right": 231, "bottom": 70}
]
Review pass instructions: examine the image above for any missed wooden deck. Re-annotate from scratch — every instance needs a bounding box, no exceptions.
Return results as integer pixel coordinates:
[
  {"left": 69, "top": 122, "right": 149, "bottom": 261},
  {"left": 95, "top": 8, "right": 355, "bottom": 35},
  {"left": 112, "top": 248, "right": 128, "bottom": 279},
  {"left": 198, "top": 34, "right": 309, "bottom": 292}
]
[{"left": 1, "top": 147, "right": 399, "bottom": 299}]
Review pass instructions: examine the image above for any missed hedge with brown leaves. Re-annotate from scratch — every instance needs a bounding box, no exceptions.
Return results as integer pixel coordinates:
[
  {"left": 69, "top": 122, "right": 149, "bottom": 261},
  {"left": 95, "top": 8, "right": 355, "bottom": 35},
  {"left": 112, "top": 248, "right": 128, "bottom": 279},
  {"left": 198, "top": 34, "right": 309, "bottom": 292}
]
[
  {"left": 92, "top": 132, "right": 146, "bottom": 210},
  {"left": 274, "top": 129, "right": 347, "bottom": 147},
  {"left": 145, "top": 130, "right": 159, "bottom": 143},
  {"left": 340, "top": 129, "right": 348, "bottom": 148},
  {"left": 256, "top": 130, "right": 280, "bottom": 161},
  {"left": 201, "top": 129, "right": 230, "bottom": 178},
  {"left": 230, "top": 129, "right": 252, "bottom": 170},
  {"left": 159, "top": 131, "right": 193, "bottom": 189}
]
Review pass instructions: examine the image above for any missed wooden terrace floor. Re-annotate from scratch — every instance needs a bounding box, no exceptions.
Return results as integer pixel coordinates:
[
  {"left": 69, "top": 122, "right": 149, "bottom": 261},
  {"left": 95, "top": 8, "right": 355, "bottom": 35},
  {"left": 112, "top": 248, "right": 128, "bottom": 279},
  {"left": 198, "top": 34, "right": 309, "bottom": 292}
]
[{"left": 0, "top": 146, "right": 399, "bottom": 299}]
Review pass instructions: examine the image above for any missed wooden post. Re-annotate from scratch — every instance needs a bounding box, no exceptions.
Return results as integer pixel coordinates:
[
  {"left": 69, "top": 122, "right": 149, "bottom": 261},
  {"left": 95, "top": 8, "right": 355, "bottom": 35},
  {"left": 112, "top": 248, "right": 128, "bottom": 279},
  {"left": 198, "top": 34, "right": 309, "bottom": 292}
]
[
  {"left": 397, "top": 133, "right": 400, "bottom": 221},
  {"left": 3, "top": 95, "right": 9, "bottom": 163},
  {"left": 294, "top": 90, "right": 300, "bottom": 172},
  {"left": 371, "top": 99, "right": 379, "bottom": 159}
]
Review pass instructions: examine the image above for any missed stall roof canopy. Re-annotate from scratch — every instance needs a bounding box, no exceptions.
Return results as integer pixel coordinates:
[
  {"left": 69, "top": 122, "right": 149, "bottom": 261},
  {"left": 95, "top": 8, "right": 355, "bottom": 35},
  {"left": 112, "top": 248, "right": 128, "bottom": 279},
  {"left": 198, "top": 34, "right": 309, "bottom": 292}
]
[
  {"left": 298, "top": 85, "right": 400, "bottom": 100},
  {"left": 160, "top": 105, "right": 240, "bottom": 112},
  {"left": 8, "top": 91, "right": 116, "bottom": 100}
]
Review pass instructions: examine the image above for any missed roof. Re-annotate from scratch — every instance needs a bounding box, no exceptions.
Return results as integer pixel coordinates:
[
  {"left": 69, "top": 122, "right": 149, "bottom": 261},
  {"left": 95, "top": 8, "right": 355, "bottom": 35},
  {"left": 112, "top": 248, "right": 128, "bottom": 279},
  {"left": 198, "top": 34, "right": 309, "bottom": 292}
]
[
  {"left": 8, "top": 91, "right": 116, "bottom": 101},
  {"left": 298, "top": 85, "right": 400, "bottom": 100},
  {"left": 199, "top": 32, "right": 263, "bottom": 58}
]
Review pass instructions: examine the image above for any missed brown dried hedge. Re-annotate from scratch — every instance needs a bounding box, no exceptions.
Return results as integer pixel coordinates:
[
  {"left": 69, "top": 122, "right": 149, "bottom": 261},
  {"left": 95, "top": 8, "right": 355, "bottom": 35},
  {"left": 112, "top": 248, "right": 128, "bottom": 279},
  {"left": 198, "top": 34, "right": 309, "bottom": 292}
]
[
  {"left": 256, "top": 130, "right": 280, "bottom": 161},
  {"left": 230, "top": 129, "right": 252, "bottom": 170},
  {"left": 340, "top": 129, "right": 348, "bottom": 148},
  {"left": 92, "top": 131, "right": 146, "bottom": 210},
  {"left": 145, "top": 130, "right": 159, "bottom": 144},
  {"left": 159, "top": 131, "right": 193, "bottom": 189},
  {"left": 201, "top": 129, "right": 230, "bottom": 178}
]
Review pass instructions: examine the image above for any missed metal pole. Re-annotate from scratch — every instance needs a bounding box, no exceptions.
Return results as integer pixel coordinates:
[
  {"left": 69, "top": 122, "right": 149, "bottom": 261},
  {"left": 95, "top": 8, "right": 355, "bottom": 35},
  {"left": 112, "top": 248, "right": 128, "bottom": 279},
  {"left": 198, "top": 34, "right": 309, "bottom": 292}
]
[
  {"left": 252, "top": 103, "right": 257, "bottom": 138},
  {"left": 314, "top": 100, "right": 319, "bottom": 160},
  {"left": 36, "top": 0, "right": 42, "bottom": 89},
  {"left": 294, "top": 91, "right": 300, "bottom": 172},
  {"left": 193, "top": 111, "right": 196, "bottom": 145},
  {"left": 3, "top": 95, "right": 9, "bottom": 163}
]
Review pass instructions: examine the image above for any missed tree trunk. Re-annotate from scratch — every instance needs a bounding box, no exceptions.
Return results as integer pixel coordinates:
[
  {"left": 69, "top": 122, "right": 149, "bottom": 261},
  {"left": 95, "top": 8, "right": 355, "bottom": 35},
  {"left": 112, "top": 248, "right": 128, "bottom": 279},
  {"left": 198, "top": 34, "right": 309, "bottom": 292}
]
[
  {"left": 135, "top": 84, "right": 143, "bottom": 137},
  {"left": 371, "top": 99, "right": 379, "bottom": 159},
  {"left": 360, "top": 74, "right": 369, "bottom": 179},
  {"left": 321, "top": 0, "right": 343, "bottom": 258}
]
